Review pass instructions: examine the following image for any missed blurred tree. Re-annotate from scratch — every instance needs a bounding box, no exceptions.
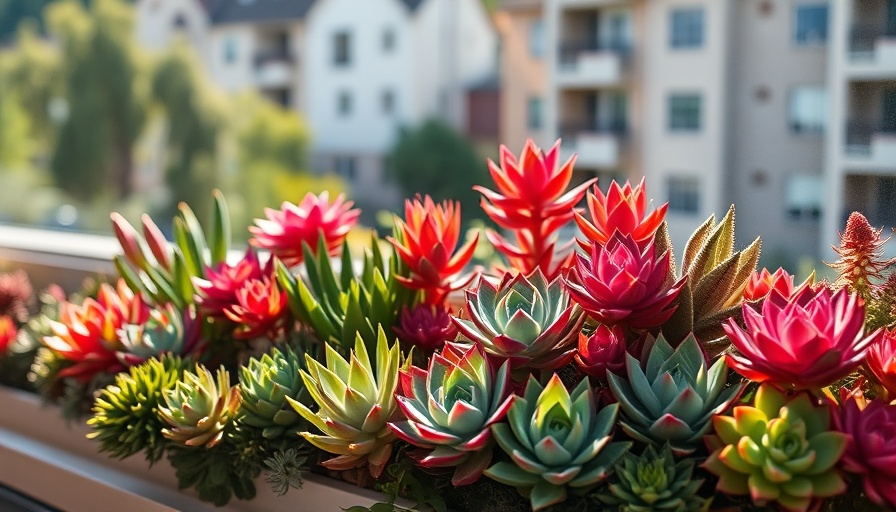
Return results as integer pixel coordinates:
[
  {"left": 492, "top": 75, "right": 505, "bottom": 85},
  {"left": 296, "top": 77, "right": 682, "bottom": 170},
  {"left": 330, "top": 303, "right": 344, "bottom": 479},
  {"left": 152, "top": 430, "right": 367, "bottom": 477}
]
[
  {"left": 388, "top": 119, "right": 488, "bottom": 221},
  {"left": 0, "top": 0, "right": 53, "bottom": 42},
  {"left": 233, "top": 93, "right": 310, "bottom": 174},
  {"left": 46, "top": 0, "right": 147, "bottom": 201},
  {"left": 0, "top": 80, "right": 31, "bottom": 168}
]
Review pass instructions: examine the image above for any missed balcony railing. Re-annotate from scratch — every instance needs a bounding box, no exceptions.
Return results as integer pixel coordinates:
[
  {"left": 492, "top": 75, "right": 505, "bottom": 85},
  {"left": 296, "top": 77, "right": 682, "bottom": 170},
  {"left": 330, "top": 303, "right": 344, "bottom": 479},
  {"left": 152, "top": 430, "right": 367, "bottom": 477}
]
[
  {"left": 845, "top": 121, "right": 896, "bottom": 154},
  {"left": 849, "top": 24, "right": 896, "bottom": 57},
  {"left": 559, "top": 121, "right": 628, "bottom": 144},
  {"left": 253, "top": 50, "right": 295, "bottom": 69},
  {"left": 558, "top": 40, "right": 631, "bottom": 66}
]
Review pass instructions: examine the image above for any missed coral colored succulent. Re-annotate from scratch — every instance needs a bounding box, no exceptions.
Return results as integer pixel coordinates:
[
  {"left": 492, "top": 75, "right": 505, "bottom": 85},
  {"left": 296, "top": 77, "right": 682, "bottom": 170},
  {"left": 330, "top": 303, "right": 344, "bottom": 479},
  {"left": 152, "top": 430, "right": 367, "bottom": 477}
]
[
  {"left": 475, "top": 140, "right": 595, "bottom": 280},
  {"left": 453, "top": 270, "right": 584, "bottom": 373},
  {"left": 827, "top": 211, "right": 895, "bottom": 298},
  {"left": 0, "top": 315, "right": 16, "bottom": 354},
  {"left": 223, "top": 276, "right": 290, "bottom": 340},
  {"left": 194, "top": 249, "right": 269, "bottom": 318},
  {"left": 158, "top": 364, "right": 241, "bottom": 448},
  {"left": 393, "top": 304, "right": 458, "bottom": 352},
  {"left": 608, "top": 334, "right": 742, "bottom": 455},
  {"left": 574, "top": 178, "right": 668, "bottom": 252},
  {"left": 704, "top": 383, "right": 848, "bottom": 512},
  {"left": 743, "top": 267, "right": 799, "bottom": 301},
  {"left": 484, "top": 374, "right": 631, "bottom": 511},
  {"left": 723, "top": 286, "right": 880, "bottom": 389},
  {"left": 835, "top": 397, "right": 896, "bottom": 508},
  {"left": 574, "top": 324, "right": 627, "bottom": 383},
  {"left": 865, "top": 328, "right": 896, "bottom": 401},
  {"left": 289, "top": 328, "right": 401, "bottom": 478},
  {"left": 116, "top": 305, "right": 201, "bottom": 366},
  {"left": 250, "top": 191, "right": 360, "bottom": 267},
  {"left": 389, "top": 195, "right": 478, "bottom": 305},
  {"left": 388, "top": 342, "right": 513, "bottom": 486},
  {"left": 564, "top": 233, "right": 686, "bottom": 330}
]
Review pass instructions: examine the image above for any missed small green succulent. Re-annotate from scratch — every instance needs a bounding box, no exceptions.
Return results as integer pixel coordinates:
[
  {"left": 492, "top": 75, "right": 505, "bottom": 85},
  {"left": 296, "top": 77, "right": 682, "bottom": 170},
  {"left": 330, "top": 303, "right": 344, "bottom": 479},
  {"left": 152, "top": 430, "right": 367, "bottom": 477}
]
[
  {"left": 599, "top": 444, "right": 707, "bottom": 512},
  {"left": 607, "top": 334, "right": 742, "bottom": 454},
  {"left": 703, "top": 383, "right": 848, "bottom": 512},
  {"left": 158, "top": 364, "right": 241, "bottom": 448},
  {"left": 87, "top": 355, "right": 186, "bottom": 464},
  {"left": 484, "top": 374, "right": 631, "bottom": 511},
  {"left": 238, "top": 346, "right": 307, "bottom": 441}
]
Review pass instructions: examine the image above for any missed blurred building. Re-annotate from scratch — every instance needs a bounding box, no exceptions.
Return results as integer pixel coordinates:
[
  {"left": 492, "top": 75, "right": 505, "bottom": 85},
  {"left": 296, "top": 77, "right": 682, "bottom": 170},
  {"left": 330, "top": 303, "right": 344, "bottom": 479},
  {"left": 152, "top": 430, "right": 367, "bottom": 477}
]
[
  {"left": 135, "top": 0, "right": 499, "bottom": 214},
  {"left": 498, "top": 0, "right": 896, "bottom": 262}
]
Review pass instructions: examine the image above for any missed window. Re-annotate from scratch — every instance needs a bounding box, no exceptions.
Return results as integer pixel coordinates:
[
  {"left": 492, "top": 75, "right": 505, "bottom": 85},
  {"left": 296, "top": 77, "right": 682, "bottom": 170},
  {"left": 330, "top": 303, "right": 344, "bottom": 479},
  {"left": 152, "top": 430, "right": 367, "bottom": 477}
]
[
  {"left": 527, "top": 96, "right": 543, "bottom": 130},
  {"left": 670, "top": 8, "right": 704, "bottom": 49},
  {"left": 786, "top": 174, "right": 823, "bottom": 220},
  {"left": 172, "top": 13, "right": 188, "bottom": 29},
  {"left": 667, "top": 176, "right": 700, "bottom": 214},
  {"left": 382, "top": 89, "right": 395, "bottom": 114},
  {"left": 794, "top": 4, "right": 828, "bottom": 45},
  {"left": 223, "top": 37, "right": 237, "bottom": 64},
  {"left": 789, "top": 87, "right": 826, "bottom": 134},
  {"left": 337, "top": 91, "right": 352, "bottom": 116},
  {"left": 333, "top": 31, "right": 351, "bottom": 66},
  {"left": 382, "top": 28, "right": 395, "bottom": 52},
  {"left": 529, "top": 18, "right": 545, "bottom": 57},
  {"left": 668, "top": 94, "right": 702, "bottom": 132},
  {"left": 335, "top": 156, "right": 356, "bottom": 181}
]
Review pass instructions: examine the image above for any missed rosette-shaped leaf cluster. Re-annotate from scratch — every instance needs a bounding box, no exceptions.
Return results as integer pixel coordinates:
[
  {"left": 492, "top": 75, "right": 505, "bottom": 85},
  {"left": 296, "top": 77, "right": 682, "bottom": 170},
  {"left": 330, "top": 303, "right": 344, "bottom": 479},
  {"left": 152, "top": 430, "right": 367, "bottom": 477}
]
[
  {"left": 0, "top": 315, "right": 16, "bottom": 354},
  {"left": 238, "top": 347, "right": 307, "bottom": 440},
  {"left": 836, "top": 397, "right": 896, "bottom": 508},
  {"left": 194, "top": 248, "right": 268, "bottom": 318},
  {"left": 704, "top": 384, "right": 848, "bottom": 512},
  {"left": 388, "top": 342, "right": 513, "bottom": 485},
  {"left": 608, "top": 334, "right": 742, "bottom": 455},
  {"left": 223, "top": 276, "right": 289, "bottom": 340},
  {"left": 484, "top": 375, "right": 631, "bottom": 511},
  {"left": 288, "top": 328, "right": 401, "bottom": 478},
  {"left": 393, "top": 304, "right": 458, "bottom": 352},
  {"left": 388, "top": 195, "right": 478, "bottom": 305},
  {"left": 723, "top": 286, "right": 879, "bottom": 389},
  {"left": 565, "top": 233, "right": 685, "bottom": 330},
  {"left": 866, "top": 328, "right": 896, "bottom": 401},
  {"left": 88, "top": 355, "right": 186, "bottom": 464},
  {"left": 743, "top": 267, "right": 800, "bottom": 301},
  {"left": 158, "top": 364, "right": 241, "bottom": 448},
  {"left": 454, "top": 270, "right": 584, "bottom": 373},
  {"left": 250, "top": 191, "right": 359, "bottom": 267},
  {"left": 575, "top": 178, "right": 668, "bottom": 252},
  {"left": 599, "top": 444, "right": 706, "bottom": 512},
  {"left": 474, "top": 140, "right": 595, "bottom": 280},
  {"left": 574, "top": 324, "right": 627, "bottom": 383},
  {"left": 116, "top": 304, "right": 202, "bottom": 366}
]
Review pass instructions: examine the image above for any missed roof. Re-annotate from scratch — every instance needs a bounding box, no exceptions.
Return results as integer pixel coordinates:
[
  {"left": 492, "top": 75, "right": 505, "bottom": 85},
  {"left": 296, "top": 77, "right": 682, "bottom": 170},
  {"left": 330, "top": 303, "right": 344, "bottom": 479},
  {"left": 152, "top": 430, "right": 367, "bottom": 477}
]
[{"left": 208, "top": 0, "right": 426, "bottom": 24}]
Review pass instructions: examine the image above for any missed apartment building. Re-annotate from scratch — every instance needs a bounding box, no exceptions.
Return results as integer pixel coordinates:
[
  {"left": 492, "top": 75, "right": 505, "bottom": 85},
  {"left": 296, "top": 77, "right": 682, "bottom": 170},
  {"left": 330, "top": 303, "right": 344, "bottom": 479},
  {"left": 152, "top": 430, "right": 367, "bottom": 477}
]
[{"left": 502, "top": 0, "right": 895, "bottom": 263}]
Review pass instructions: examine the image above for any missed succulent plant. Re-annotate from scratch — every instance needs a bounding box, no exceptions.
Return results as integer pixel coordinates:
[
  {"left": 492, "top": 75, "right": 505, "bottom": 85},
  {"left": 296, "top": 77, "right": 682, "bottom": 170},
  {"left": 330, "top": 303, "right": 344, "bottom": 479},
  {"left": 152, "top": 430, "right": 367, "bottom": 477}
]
[
  {"left": 388, "top": 195, "right": 478, "bottom": 305},
  {"left": 116, "top": 304, "right": 202, "bottom": 366},
  {"left": 484, "top": 374, "right": 631, "bottom": 511},
  {"left": 865, "top": 328, "right": 896, "bottom": 400},
  {"left": 607, "top": 334, "right": 742, "bottom": 455},
  {"left": 475, "top": 139, "right": 595, "bottom": 280},
  {"left": 574, "top": 178, "right": 668, "bottom": 252},
  {"left": 194, "top": 248, "right": 269, "bottom": 318},
  {"left": 565, "top": 233, "right": 686, "bottom": 330},
  {"left": 827, "top": 211, "right": 895, "bottom": 299},
  {"left": 250, "top": 191, "right": 360, "bottom": 267},
  {"left": 393, "top": 304, "right": 458, "bottom": 352},
  {"left": 742, "top": 267, "right": 805, "bottom": 301},
  {"left": 238, "top": 347, "right": 307, "bottom": 440},
  {"left": 288, "top": 327, "right": 401, "bottom": 478},
  {"left": 223, "top": 276, "right": 290, "bottom": 340},
  {"left": 0, "top": 269, "right": 34, "bottom": 323},
  {"left": 0, "top": 315, "right": 16, "bottom": 354},
  {"left": 835, "top": 396, "right": 896, "bottom": 508},
  {"left": 574, "top": 324, "right": 627, "bottom": 383},
  {"left": 723, "top": 286, "right": 880, "bottom": 389},
  {"left": 454, "top": 269, "right": 584, "bottom": 373},
  {"left": 87, "top": 355, "right": 186, "bottom": 464},
  {"left": 598, "top": 444, "right": 707, "bottom": 512},
  {"left": 158, "top": 364, "right": 241, "bottom": 448},
  {"left": 388, "top": 342, "right": 513, "bottom": 485},
  {"left": 703, "top": 383, "right": 848, "bottom": 512}
]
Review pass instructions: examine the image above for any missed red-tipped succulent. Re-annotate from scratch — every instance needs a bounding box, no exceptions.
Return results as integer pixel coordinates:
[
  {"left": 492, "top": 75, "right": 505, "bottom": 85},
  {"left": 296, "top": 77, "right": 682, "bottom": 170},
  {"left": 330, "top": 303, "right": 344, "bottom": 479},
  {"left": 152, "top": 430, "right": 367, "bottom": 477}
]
[
  {"left": 393, "top": 304, "right": 458, "bottom": 352},
  {"left": 223, "top": 276, "right": 290, "bottom": 340},
  {"left": 743, "top": 267, "right": 799, "bottom": 301},
  {"left": 866, "top": 328, "right": 896, "bottom": 401},
  {"left": 389, "top": 195, "right": 478, "bottom": 305},
  {"left": 573, "top": 324, "right": 627, "bottom": 383},
  {"left": 836, "top": 397, "right": 896, "bottom": 508},
  {"left": 250, "top": 191, "right": 360, "bottom": 267},
  {"left": 475, "top": 140, "right": 595, "bottom": 280},
  {"left": 563, "top": 232, "right": 686, "bottom": 330},
  {"left": 724, "top": 286, "right": 880, "bottom": 389},
  {"left": 0, "top": 315, "right": 16, "bottom": 354},
  {"left": 574, "top": 178, "right": 668, "bottom": 252},
  {"left": 194, "top": 249, "right": 268, "bottom": 318}
]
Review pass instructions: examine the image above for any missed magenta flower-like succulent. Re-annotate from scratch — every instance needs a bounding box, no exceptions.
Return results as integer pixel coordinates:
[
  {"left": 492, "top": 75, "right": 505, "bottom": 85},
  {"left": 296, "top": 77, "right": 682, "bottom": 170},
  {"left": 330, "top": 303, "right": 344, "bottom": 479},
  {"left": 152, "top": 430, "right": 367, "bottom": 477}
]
[
  {"left": 573, "top": 324, "right": 626, "bottom": 383},
  {"left": 563, "top": 233, "right": 686, "bottom": 330},
  {"left": 723, "top": 286, "right": 880, "bottom": 389},
  {"left": 865, "top": 328, "right": 896, "bottom": 401},
  {"left": 393, "top": 305, "right": 459, "bottom": 352},
  {"left": 194, "top": 249, "right": 268, "bottom": 318},
  {"left": 836, "top": 397, "right": 896, "bottom": 508},
  {"left": 223, "top": 276, "right": 290, "bottom": 340},
  {"left": 389, "top": 342, "right": 513, "bottom": 486}
]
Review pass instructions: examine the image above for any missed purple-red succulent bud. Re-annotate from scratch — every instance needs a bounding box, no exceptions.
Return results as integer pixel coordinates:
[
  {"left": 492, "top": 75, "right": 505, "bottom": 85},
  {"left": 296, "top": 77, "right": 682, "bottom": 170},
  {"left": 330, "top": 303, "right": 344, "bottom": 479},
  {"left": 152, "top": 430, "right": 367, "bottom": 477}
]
[
  {"left": 393, "top": 305, "right": 458, "bottom": 352},
  {"left": 573, "top": 324, "right": 626, "bottom": 382},
  {"left": 836, "top": 397, "right": 896, "bottom": 508}
]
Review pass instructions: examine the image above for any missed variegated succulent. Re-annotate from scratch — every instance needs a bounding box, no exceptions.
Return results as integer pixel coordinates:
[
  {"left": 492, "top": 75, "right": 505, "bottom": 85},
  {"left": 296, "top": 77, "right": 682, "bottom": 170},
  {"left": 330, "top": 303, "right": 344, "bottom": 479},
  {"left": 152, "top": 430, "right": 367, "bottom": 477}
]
[{"left": 158, "top": 364, "right": 241, "bottom": 448}]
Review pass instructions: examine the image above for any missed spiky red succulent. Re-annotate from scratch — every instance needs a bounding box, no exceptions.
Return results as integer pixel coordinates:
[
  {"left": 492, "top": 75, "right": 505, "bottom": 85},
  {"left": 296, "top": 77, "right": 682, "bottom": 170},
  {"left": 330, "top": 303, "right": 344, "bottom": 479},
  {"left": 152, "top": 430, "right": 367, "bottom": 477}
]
[
  {"left": 389, "top": 195, "right": 478, "bottom": 305},
  {"left": 223, "top": 276, "right": 290, "bottom": 340},
  {"left": 827, "top": 212, "right": 895, "bottom": 298},
  {"left": 474, "top": 140, "right": 595, "bottom": 280},
  {"left": 724, "top": 286, "right": 880, "bottom": 389},
  {"left": 836, "top": 397, "right": 896, "bottom": 508},
  {"left": 574, "top": 178, "right": 668, "bottom": 252},
  {"left": 0, "top": 270, "right": 33, "bottom": 323},
  {"left": 194, "top": 249, "right": 269, "bottom": 318},
  {"left": 866, "top": 328, "right": 896, "bottom": 401},
  {"left": 0, "top": 315, "right": 16, "bottom": 354},
  {"left": 393, "top": 304, "right": 458, "bottom": 352},
  {"left": 250, "top": 191, "right": 360, "bottom": 267},
  {"left": 743, "top": 267, "right": 799, "bottom": 301},
  {"left": 563, "top": 232, "right": 686, "bottom": 330},
  {"left": 573, "top": 324, "right": 627, "bottom": 383}
]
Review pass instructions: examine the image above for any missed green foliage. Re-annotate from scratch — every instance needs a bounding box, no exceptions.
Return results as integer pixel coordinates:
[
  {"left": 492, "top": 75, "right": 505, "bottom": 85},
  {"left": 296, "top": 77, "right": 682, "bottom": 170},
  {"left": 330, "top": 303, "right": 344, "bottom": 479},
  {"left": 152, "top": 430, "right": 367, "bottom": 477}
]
[
  {"left": 167, "top": 443, "right": 259, "bottom": 506},
  {"left": 238, "top": 346, "right": 308, "bottom": 442},
  {"left": 0, "top": 77, "right": 31, "bottom": 168},
  {"left": 232, "top": 92, "right": 309, "bottom": 174},
  {"left": 263, "top": 448, "right": 307, "bottom": 496},
  {"left": 388, "top": 119, "right": 488, "bottom": 222}
]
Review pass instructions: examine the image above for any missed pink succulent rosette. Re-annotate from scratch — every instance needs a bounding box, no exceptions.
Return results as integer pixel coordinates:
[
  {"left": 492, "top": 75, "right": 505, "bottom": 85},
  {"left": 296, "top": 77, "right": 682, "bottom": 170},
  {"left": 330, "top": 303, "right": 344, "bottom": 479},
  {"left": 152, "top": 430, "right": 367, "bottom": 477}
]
[
  {"left": 865, "top": 328, "right": 896, "bottom": 400},
  {"left": 723, "top": 286, "right": 880, "bottom": 389},
  {"left": 836, "top": 397, "right": 896, "bottom": 508},
  {"left": 573, "top": 324, "right": 627, "bottom": 383},
  {"left": 743, "top": 267, "right": 799, "bottom": 301},
  {"left": 193, "top": 248, "right": 269, "bottom": 318},
  {"left": 393, "top": 304, "right": 458, "bottom": 352}
]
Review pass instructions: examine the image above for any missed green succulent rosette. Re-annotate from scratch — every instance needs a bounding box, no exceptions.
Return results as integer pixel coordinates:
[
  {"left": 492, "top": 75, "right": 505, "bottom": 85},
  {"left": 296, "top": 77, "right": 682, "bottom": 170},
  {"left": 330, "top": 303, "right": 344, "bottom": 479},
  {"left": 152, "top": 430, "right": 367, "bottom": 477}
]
[
  {"left": 607, "top": 334, "right": 743, "bottom": 455},
  {"left": 599, "top": 444, "right": 707, "bottom": 512},
  {"left": 158, "top": 364, "right": 241, "bottom": 448},
  {"left": 238, "top": 346, "right": 307, "bottom": 441},
  {"left": 703, "top": 383, "right": 848, "bottom": 512},
  {"left": 484, "top": 374, "right": 631, "bottom": 511}
]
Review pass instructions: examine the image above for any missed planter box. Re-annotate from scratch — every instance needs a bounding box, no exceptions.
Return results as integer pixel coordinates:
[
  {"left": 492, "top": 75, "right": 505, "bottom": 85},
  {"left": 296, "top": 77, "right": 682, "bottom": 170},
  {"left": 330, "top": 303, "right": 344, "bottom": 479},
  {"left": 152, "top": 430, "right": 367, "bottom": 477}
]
[{"left": 0, "top": 386, "right": 399, "bottom": 512}]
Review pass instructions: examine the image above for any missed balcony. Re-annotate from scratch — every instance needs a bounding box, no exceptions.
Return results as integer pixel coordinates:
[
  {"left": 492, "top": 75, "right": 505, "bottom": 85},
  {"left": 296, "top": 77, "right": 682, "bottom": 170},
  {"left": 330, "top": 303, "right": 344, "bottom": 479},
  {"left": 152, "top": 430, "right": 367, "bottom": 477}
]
[
  {"left": 556, "top": 41, "right": 628, "bottom": 87},
  {"left": 848, "top": 25, "right": 896, "bottom": 78},
  {"left": 559, "top": 124, "right": 625, "bottom": 168},
  {"left": 253, "top": 51, "right": 296, "bottom": 88},
  {"left": 844, "top": 122, "right": 896, "bottom": 170}
]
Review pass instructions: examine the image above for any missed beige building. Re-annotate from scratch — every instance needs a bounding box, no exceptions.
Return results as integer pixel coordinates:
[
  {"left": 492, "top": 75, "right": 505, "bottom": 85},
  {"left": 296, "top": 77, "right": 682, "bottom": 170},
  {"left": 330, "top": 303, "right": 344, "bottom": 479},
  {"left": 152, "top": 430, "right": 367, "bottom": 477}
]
[{"left": 500, "top": 0, "right": 896, "bottom": 264}]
